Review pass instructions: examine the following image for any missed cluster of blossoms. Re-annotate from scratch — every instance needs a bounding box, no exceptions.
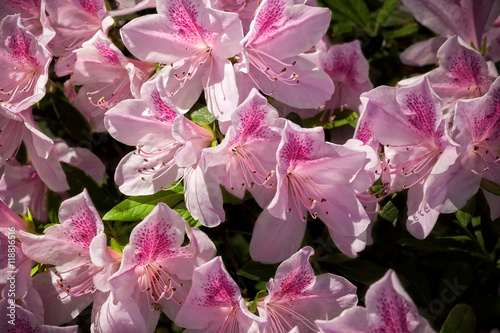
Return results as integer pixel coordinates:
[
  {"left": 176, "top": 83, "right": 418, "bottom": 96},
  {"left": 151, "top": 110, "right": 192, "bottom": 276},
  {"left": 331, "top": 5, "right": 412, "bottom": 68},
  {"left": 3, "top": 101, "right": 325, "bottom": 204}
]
[{"left": 1, "top": 0, "right": 500, "bottom": 332}]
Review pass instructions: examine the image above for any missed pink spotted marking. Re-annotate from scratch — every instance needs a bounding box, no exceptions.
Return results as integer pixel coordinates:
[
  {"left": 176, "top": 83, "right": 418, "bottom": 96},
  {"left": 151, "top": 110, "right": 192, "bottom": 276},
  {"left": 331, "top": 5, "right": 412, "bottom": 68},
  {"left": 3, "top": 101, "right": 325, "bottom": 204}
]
[
  {"left": 279, "top": 132, "right": 316, "bottom": 172},
  {"left": 402, "top": 92, "right": 441, "bottom": 140},
  {"left": 272, "top": 267, "right": 313, "bottom": 301},
  {"left": 166, "top": 0, "right": 212, "bottom": 44},
  {"left": 466, "top": 87, "right": 500, "bottom": 175},
  {"left": 6, "top": 0, "right": 41, "bottom": 14},
  {"left": 229, "top": 102, "right": 271, "bottom": 147},
  {"left": 95, "top": 42, "right": 122, "bottom": 66},
  {"left": 78, "top": 0, "right": 102, "bottom": 16},
  {"left": 195, "top": 271, "right": 239, "bottom": 308},
  {"left": 252, "top": 0, "right": 286, "bottom": 42},
  {"left": 150, "top": 91, "right": 177, "bottom": 124},
  {"left": 5, "top": 27, "right": 39, "bottom": 66},
  {"left": 371, "top": 289, "right": 418, "bottom": 333},
  {"left": 226, "top": 102, "right": 278, "bottom": 190},
  {"left": 355, "top": 119, "right": 374, "bottom": 146},
  {"left": 446, "top": 48, "right": 483, "bottom": 89},
  {"left": 5, "top": 313, "right": 42, "bottom": 333},
  {"left": 324, "top": 49, "right": 360, "bottom": 84},
  {"left": 132, "top": 218, "right": 188, "bottom": 265},
  {"left": 472, "top": 87, "right": 500, "bottom": 142},
  {"left": 63, "top": 203, "right": 100, "bottom": 248}
]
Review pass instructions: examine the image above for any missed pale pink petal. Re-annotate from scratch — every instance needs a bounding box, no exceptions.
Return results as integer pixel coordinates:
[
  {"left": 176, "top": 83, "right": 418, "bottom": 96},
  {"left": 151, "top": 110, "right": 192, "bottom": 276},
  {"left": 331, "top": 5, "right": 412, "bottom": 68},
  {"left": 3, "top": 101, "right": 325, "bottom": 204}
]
[
  {"left": 31, "top": 269, "right": 95, "bottom": 326},
  {"left": 54, "top": 139, "right": 106, "bottom": 184},
  {"left": 23, "top": 130, "right": 69, "bottom": 193},
  {"left": 0, "top": 299, "right": 78, "bottom": 332},
  {"left": 183, "top": 165, "right": 225, "bottom": 227},
  {"left": 316, "top": 307, "right": 369, "bottom": 333},
  {"left": 400, "top": 37, "right": 446, "bottom": 66},
  {"left": 247, "top": 1, "right": 331, "bottom": 59},
  {"left": 249, "top": 210, "right": 307, "bottom": 264}
]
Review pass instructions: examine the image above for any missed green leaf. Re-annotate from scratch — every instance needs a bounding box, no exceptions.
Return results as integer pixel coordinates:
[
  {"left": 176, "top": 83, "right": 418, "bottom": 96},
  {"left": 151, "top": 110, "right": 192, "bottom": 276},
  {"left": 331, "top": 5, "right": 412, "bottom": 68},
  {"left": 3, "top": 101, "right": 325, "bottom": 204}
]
[
  {"left": 62, "top": 163, "right": 115, "bottom": 214},
  {"left": 323, "top": 110, "right": 359, "bottom": 129},
  {"left": 440, "top": 304, "right": 476, "bottom": 333},
  {"left": 438, "top": 263, "right": 473, "bottom": 303},
  {"left": 189, "top": 103, "right": 216, "bottom": 126},
  {"left": 102, "top": 190, "right": 184, "bottom": 221},
  {"left": 110, "top": 238, "right": 123, "bottom": 254},
  {"left": 480, "top": 178, "right": 500, "bottom": 196},
  {"left": 324, "top": 0, "right": 370, "bottom": 28},
  {"left": 46, "top": 190, "right": 63, "bottom": 225},
  {"left": 470, "top": 295, "right": 500, "bottom": 320},
  {"left": 379, "top": 200, "right": 399, "bottom": 226},
  {"left": 50, "top": 95, "right": 92, "bottom": 142},
  {"left": 374, "top": 0, "right": 399, "bottom": 32},
  {"left": 21, "top": 210, "right": 36, "bottom": 234},
  {"left": 237, "top": 261, "right": 280, "bottom": 282},
  {"left": 326, "top": 257, "right": 387, "bottom": 285},
  {"left": 456, "top": 196, "right": 476, "bottom": 228},
  {"left": 382, "top": 23, "right": 419, "bottom": 39}
]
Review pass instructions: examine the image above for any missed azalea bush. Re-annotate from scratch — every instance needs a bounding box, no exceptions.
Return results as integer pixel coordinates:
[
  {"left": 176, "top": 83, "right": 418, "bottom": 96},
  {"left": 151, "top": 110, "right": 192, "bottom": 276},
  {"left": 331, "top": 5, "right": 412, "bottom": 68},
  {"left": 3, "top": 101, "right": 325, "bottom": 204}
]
[{"left": 1, "top": 0, "right": 500, "bottom": 332}]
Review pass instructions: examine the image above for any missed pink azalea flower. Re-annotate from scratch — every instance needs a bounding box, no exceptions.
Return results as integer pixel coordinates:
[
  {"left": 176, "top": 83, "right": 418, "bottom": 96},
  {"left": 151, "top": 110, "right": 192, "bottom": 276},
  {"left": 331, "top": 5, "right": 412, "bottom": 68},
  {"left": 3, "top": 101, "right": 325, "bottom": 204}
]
[
  {"left": 106, "top": 77, "right": 224, "bottom": 226},
  {"left": 400, "top": 0, "right": 500, "bottom": 66},
  {"left": 316, "top": 269, "right": 435, "bottom": 333},
  {"left": 0, "top": 14, "right": 51, "bottom": 114},
  {"left": 100, "top": 203, "right": 216, "bottom": 332},
  {"left": 120, "top": 0, "right": 244, "bottom": 120},
  {"left": 0, "top": 299, "right": 77, "bottom": 333},
  {"left": 202, "top": 88, "right": 285, "bottom": 209},
  {"left": 0, "top": 138, "right": 105, "bottom": 221},
  {"left": 0, "top": 211, "right": 45, "bottom": 322},
  {"left": 175, "top": 256, "right": 264, "bottom": 332},
  {"left": 250, "top": 120, "right": 379, "bottom": 263},
  {"left": 105, "top": 77, "right": 185, "bottom": 195},
  {"left": 426, "top": 36, "right": 498, "bottom": 103},
  {"left": 361, "top": 77, "right": 460, "bottom": 238},
  {"left": 19, "top": 189, "right": 122, "bottom": 325},
  {"left": 399, "top": 35, "right": 498, "bottom": 108},
  {"left": 313, "top": 39, "right": 373, "bottom": 120},
  {"left": 235, "top": 0, "right": 334, "bottom": 110},
  {"left": 44, "top": 0, "right": 114, "bottom": 77},
  {"left": 71, "top": 30, "right": 155, "bottom": 131},
  {"left": 258, "top": 246, "right": 358, "bottom": 333},
  {"left": 0, "top": 0, "right": 54, "bottom": 45},
  {"left": 0, "top": 109, "right": 69, "bottom": 192},
  {"left": 424, "top": 77, "right": 500, "bottom": 215}
]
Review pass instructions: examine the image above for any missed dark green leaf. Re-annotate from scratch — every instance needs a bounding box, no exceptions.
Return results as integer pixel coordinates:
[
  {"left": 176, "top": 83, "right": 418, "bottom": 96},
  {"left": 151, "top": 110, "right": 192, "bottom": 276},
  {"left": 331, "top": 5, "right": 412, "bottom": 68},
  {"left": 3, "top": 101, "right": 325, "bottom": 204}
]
[
  {"left": 46, "top": 190, "right": 63, "bottom": 225},
  {"left": 470, "top": 295, "right": 500, "bottom": 320},
  {"left": 438, "top": 263, "right": 473, "bottom": 304},
  {"left": 480, "top": 178, "right": 500, "bottom": 196},
  {"left": 103, "top": 189, "right": 184, "bottom": 221},
  {"left": 62, "top": 163, "right": 115, "bottom": 214},
  {"left": 440, "top": 304, "right": 476, "bottom": 333},
  {"left": 382, "top": 23, "right": 419, "bottom": 39},
  {"left": 326, "top": 257, "right": 387, "bottom": 285},
  {"left": 456, "top": 196, "right": 476, "bottom": 228},
  {"left": 50, "top": 95, "right": 92, "bottom": 142},
  {"left": 189, "top": 103, "right": 216, "bottom": 126},
  {"left": 324, "top": 0, "right": 370, "bottom": 28},
  {"left": 379, "top": 200, "right": 399, "bottom": 226},
  {"left": 374, "top": 0, "right": 399, "bottom": 31},
  {"left": 237, "top": 260, "right": 280, "bottom": 282}
]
